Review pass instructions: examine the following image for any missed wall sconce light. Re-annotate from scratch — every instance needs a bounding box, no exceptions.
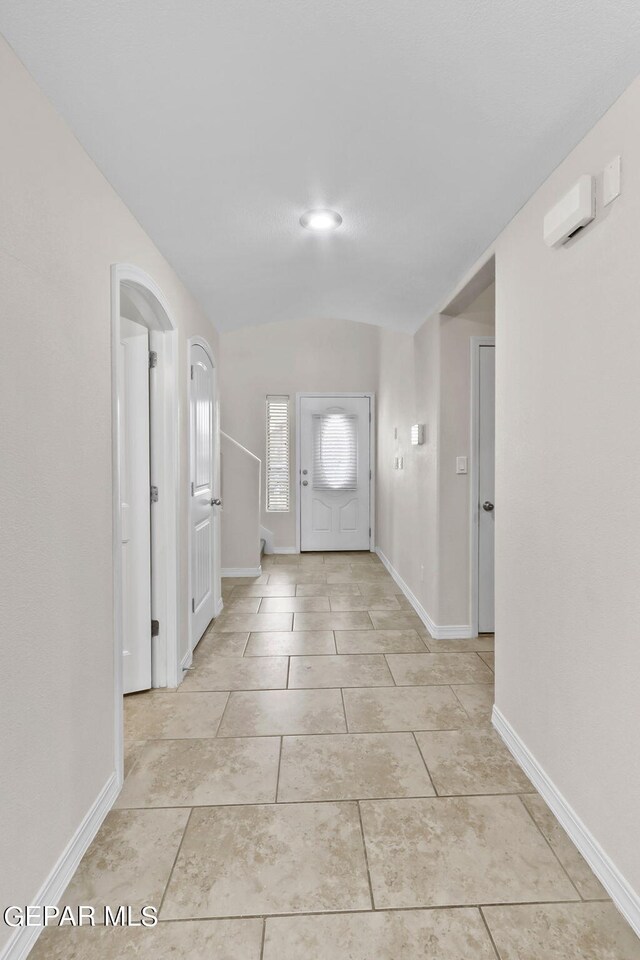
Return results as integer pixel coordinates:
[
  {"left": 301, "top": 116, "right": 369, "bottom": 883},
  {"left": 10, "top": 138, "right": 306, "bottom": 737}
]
[{"left": 410, "top": 424, "right": 425, "bottom": 445}]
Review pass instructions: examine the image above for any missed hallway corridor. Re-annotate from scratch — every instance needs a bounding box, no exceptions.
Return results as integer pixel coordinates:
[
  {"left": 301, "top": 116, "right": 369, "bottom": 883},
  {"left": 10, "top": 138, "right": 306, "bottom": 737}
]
[{"left": 32, "top": 553, "right": 639, "bottom": 959}]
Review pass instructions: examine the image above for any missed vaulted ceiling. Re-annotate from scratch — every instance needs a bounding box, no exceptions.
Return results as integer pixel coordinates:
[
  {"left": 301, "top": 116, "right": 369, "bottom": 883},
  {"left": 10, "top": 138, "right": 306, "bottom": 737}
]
[{"left": 2, "top": 1, "right": 640, "bottom": 331}]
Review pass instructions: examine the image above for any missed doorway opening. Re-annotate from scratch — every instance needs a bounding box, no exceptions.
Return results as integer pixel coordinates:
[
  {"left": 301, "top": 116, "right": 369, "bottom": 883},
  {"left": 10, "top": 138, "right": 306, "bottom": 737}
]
[
  {"left": 470, "top": 336, "right": 496, "bottom": 636},
  {"left": 111, "top": 264, "right": 179, "bottom": 785}
]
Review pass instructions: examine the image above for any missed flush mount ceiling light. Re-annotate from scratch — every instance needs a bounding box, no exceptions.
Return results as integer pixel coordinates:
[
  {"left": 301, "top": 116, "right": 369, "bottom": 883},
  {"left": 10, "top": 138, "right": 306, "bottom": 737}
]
[{"left": 300, "top": 209, "right": 343, "bottom": 231}]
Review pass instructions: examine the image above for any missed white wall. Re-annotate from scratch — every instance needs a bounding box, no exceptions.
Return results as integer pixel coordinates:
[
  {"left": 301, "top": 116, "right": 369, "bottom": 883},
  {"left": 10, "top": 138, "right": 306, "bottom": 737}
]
[
  {"left": 376, "top": 288, "right": 494, "bottom": 630},
  {"left": 221, "top": 434, "right": 261, "bottom": 572},
  {"left": 219, "top": 316, "right": 379, "bottom": 550},
  {"left": 377, "top": 319, "right": 441, "bottom": 616},
  {"left": 494, "top": 78, "right": 640, "bottom": 902},
  {"left": 0, "top": 37, "right": 218, "bottom": 953}
]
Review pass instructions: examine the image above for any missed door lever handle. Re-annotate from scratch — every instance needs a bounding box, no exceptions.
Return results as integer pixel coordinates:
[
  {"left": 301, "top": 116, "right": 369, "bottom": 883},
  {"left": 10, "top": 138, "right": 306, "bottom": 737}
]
[
  {"left": 482, "top": 501, "right": 494, "bottom": 512},
  {"left": 211, "top": 498, "right": 222, "bottom": 506}
]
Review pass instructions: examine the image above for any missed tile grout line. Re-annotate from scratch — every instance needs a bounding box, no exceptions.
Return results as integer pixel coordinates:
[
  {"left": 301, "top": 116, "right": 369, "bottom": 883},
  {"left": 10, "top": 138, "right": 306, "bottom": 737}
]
[
  {"left": 112, "top": 790, "right": 543, "bottom": 814},
  {"left": 259, "top": 917, "right": 267, "bottom": 960},
  {"left": 383, "top": 653, "right": 397, "bottom": 686},
  {"left": 516, "top": 794, "right": 583, "bottom": 901},
  {"left": 411, "top": 730, "right": 439, "bottom": 797},
  {"left": 478, "top": 906, "right": 503, "bottom": 960},
  {"left": 212, "top": 692, "right": 231, "bottom": 737},
  {"left": 157, "top": 806, "right": 194, "bottom": 917},
  {"left": 449, "top": 683, "right": 476, "bottom": 722},
  {"left": 356, "top": 800, "right": 377, "bottom": 912},
  {"left": 339, "top": 687, "right": 349, "bottom": 733},
  {"left": 274, "top": 736, "right": 284, "bottom": 803},
  {"left": 140, "top": 897, "right": 600, "bottom": 926}
]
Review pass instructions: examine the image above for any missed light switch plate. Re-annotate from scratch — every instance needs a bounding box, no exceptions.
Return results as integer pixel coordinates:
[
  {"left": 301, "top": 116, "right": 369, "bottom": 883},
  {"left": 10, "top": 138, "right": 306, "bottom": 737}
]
[
  {"left": 456, "top": 456, "right": 468, "bottom": 475},
  {"left": 603, "top": 155, "right": 621, "bottom": 206}
]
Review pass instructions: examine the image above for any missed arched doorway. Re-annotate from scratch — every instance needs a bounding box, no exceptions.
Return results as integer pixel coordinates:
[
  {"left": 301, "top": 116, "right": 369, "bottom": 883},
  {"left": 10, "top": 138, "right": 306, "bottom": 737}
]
[{"left": 111, "top": 264, "right": 179, "bottom": 784}]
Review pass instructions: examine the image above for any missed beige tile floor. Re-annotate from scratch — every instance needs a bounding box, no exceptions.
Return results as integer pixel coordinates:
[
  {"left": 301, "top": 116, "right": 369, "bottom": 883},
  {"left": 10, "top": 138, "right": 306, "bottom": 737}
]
[{"left": 32, "top": 552, "right": 640, "bottom": 959}]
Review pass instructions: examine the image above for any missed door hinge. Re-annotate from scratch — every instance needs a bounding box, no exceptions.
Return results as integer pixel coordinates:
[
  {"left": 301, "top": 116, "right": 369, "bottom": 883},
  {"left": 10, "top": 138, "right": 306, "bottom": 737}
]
[
  {"left": 191, "top": 481, "right": 195, "bottom": 496},
  {"left": 151, "top": 619, "right": 160, "bottom": 637},
  {"left": 190, "top": 364, "right": 194, "bottom": 380},
  {"left": 149, "top": 350, "right": 158, "bottom": 369},
  {"left": 369, "top": 527, "right": 371, "bottom": 537},
  {"left": 369, "top": 469, "right": 372, "bottom": 480},
  {"left": 191, "top": 598, "right": 195, "bottom": 613},
  {"left": 150, "top": 485, "right": 159, "bottom": 503}
]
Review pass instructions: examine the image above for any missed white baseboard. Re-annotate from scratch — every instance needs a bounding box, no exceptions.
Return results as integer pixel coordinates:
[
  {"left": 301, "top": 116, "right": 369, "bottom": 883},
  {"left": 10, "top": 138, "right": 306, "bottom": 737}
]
[
  {"left": 492, "top": 706, "right": 640, "bottom": 938},
  {"left": 214, "top": 596, "right": 224, "bottom": 616},
  {"left": 181, "top": 648, "right": 193, "bottom": 671},
  {"left": 375, "top": 548, "right": 472, "bottom": 640},
  {"left": 1, "top": 772, "right": 120, "bottom": 960},
  {"left": 272, "top": 547, "right": 298, "bottom": 555},
  {"left": 221, "top": 565, "right": 262, "bottom": 577}
]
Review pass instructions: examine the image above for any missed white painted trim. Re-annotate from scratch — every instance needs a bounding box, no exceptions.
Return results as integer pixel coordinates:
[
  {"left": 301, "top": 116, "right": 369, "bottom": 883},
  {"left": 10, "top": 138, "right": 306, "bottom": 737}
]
[
  {"left": 215, "top": 596, "right": 224, "bottom": 616},
  {"left": 376, "top": 547, "right": 472, "bottom": 639},
  {"left": 111, "top": 264, "right": 180, "bottom": 789},
  {"left": 295, "top": 393, "right": 376, "bottom": 554},
  {"left": 221, "top": 566, "right": 263, "bottom": 577},
  {"left": 180, "top": 648, "right": 193, "bottom": 671},
  {"left": 187, "top": 336, "right": 222, "bottom": 657},
  {"left": 493, "top": 706, "right": 640, "bottom": 938},
  {"left": 469, "top": 336, "right": 495, "bottom": 637},
  {"left": 0, "top": 773, "right": 119, "bottom": 960},
  {"left": 272, "top": 546, "right": 298, "bottom": 555}
]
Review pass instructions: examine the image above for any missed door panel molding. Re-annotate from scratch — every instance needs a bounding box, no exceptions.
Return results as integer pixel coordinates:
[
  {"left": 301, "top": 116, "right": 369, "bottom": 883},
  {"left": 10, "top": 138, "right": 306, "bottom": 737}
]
[
  {"left": 470, "top": 336, "right": 496, "bottom": 637},
  {"left": 295, "top": 393, "right": 375, "bottom": 553}
]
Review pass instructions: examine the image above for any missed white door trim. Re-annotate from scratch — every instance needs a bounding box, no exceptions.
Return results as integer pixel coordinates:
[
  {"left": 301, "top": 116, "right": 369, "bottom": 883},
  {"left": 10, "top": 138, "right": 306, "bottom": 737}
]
[
  {"left": 469, "top": 336, "right": 496, "bottom": 637},
  {"left": 187, "top": 336, "right": 222, "bottom": 660},
  {"left": 111, "top": 264, "right": 180, "bottom": 787},
  {"left": 295, "top": 393, "right": 375, "bottom": 553}
]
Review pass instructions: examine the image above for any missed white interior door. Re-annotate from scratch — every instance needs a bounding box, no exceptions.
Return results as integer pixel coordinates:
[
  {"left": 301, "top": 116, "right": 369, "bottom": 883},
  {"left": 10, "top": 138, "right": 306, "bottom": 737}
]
[
  {"left": 478, "top": 344, "right": 495, "bottom": 633},
  {"left": 119, "top": 318, "right": 152, "bottom": 694},
  {"left": 300, "top": 396, "right": 371, "bottom": 552},
  {"left": 190, "top": 342, "right": 218, "bottom": 647}
]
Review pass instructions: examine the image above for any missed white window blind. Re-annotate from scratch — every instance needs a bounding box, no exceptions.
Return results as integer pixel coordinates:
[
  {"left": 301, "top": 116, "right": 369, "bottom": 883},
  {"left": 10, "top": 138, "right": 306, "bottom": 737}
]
[
  {"left": 266, "top": 395, "right": 290, "bottom": 512},
  {"left": 312, "top": 413, "right": 358, "bottom": 491}
]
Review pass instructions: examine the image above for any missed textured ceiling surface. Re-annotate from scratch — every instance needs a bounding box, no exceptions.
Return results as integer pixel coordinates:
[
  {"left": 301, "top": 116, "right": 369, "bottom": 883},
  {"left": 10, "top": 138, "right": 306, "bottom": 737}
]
[{"left": 2, "top": 1, "right": 640, "bottom": 331}]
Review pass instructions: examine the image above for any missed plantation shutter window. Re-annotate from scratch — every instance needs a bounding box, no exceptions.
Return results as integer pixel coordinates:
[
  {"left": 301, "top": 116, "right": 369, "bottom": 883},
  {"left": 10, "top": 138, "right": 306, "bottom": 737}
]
[
  {"left": 266, "top": 395, "right": 290, "bottom": 511},
  {"left": 312, "top": 413, "right": 358, "bottom": 491}
]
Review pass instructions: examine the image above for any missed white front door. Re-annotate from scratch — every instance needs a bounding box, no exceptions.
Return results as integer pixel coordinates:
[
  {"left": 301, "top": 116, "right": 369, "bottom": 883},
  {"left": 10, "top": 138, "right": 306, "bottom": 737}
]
[
  {"left": 300, "top": 395, "right": 371, "bottom": 552},
  {"left": 478, "top": 343, "right": 495, "bottom": 633},
  {"left": 119, "top": 318, "right": 152, "bottom": 694},
  {"left": 189, "top": 342, "right": 218, "bottom": 647}
]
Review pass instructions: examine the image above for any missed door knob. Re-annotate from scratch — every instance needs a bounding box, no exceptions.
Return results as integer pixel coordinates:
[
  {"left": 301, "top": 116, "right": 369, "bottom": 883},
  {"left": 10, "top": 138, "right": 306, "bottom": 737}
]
[
  {"left": 211, "top": 498, "right": 222, "bottom": 506},
  {"left": 302, "top": 480, "right": 309, "bottom": 486},
  {"left": 482, "top": 501, "right": 494, "bottom": 512}
]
